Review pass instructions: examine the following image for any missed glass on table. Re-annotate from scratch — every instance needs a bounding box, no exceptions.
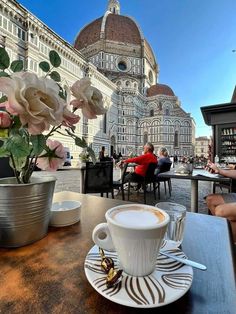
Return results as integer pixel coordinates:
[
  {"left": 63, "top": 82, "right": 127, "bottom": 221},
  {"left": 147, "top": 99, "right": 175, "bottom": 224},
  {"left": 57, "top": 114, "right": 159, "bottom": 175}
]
[{"left": 155, "top": 202, "right": 186, "bottom": 247}]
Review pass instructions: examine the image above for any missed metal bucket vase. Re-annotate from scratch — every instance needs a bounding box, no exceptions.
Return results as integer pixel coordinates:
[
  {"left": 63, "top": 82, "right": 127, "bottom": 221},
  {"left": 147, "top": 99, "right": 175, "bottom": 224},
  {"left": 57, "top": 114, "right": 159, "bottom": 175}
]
[{"left": 0, "top": 176, "right": 56, "bottom": 248}]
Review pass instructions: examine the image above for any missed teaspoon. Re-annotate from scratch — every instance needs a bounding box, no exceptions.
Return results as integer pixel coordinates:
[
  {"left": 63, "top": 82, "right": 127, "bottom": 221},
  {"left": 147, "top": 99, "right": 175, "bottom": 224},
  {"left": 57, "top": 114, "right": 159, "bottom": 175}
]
[{"left": 160, "top": 251, "right": 207, "bottom": 271}]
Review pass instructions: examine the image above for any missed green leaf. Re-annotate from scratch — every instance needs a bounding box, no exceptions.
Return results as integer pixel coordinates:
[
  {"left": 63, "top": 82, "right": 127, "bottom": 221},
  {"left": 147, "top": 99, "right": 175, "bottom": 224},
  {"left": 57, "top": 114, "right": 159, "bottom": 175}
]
[
  {"left": 49, "top": 50, "right": 61, "bottom": 67},
  {"left": 57, "top": 84, "right": 67, "bottom": 100},
  {"left": 9, "top": 116, "right": 22, "bottom": 132},
  {"left": 0, "top": 129, "right": 9, "bottom": 139},
  {"left": 75, "top": 137, "right": 87, "bottom": 148},
  {"left": 9, "top": 156, "right": 27, "bottom": 172},
  {"left": 6, "top": 135, "right": 31, "bottom": 158},
  {"left": 0, "top": 95, "right": 7, "bottom": 103},
  {"left": 30, "top": 134, "right": 46, "bottom": 155},
  {"left": 0, "top": 48, "right": 10, "bottom": 70},
  {"left": 87, "top": 146, "right": 96, "bottom": 164},
  {"left": 39, "top": 61, "right": 50, "bottom": 72},
  {"left": 0, "top": 145, "right": 10, "bottom": 157},
  {"left": 0, "top": 71, "right": 10, "bottom": 77},
  {"left": 50, "top": 71, "right": 61, "bottom": 82},
  {"left": 10, "top": 60, "right": 23, "bottom": 72},
  {"left": 59, "top": 90, "right": 66, "bottom": 100}
]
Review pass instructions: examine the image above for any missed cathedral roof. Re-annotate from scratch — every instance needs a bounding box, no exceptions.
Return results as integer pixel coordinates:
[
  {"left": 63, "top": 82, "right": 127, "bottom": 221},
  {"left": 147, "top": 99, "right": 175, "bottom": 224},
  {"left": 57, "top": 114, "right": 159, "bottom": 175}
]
[
  {"left": 74, "top": 14, "right": 142, "bottom": 50},
  {"left": 147, "top": 84, "right": 175, "bottom": 97},
  {"left": 74, "top": 17, "right": 103, "bottom": 50}
]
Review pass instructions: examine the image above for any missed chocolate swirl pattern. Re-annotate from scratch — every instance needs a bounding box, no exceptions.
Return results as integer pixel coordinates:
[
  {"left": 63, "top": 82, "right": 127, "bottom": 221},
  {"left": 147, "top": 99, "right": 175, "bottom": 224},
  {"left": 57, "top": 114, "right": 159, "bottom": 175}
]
[{"left": 84, "top": 241, "right": 193, "bottom": 308}]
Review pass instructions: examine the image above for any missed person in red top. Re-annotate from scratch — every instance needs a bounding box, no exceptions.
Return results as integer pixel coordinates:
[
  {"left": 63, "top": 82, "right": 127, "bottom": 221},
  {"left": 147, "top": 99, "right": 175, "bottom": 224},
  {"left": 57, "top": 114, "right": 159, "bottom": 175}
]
[{"left": 119, "top": 142, "right": 157, "bottom": 184}]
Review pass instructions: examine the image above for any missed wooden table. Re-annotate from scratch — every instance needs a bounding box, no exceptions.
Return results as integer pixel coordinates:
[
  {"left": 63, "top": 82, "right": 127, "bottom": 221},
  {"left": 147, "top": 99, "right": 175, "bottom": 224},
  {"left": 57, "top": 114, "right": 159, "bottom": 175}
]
[
  {"left": 0, "top": 193, "right": 235, "bottom": 313},
  {"left": 157, "top": 169, "right": 232, "bottom": 213}
]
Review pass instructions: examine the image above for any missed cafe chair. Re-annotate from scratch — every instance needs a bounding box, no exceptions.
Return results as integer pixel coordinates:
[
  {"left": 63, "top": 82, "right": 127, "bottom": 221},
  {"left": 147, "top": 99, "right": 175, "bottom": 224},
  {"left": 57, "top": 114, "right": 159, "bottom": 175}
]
[
  {"left": 212, "top": 180, "right": 232, "bottom": 194},
  {"left": 84, "top": 161, "right": 114, "bottom": 198},
  {"left": 126, "top": 163, "right": 157, "bottom": 204},
  {"left": 113, "top": 163, "right": 128, "bottom": 200},
  {"left": 154, "top": 162, "right": 172, "bottom": 199}
]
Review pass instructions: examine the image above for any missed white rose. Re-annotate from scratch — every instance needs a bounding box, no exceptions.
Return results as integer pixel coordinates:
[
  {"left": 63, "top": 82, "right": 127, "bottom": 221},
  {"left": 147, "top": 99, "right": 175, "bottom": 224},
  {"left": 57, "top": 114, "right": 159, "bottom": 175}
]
[
  {"left": 70, "top": 77, "right": 107, "bottom": 119},
  {"left": 0, "top": 72, "right": 67, "bottom": 134}
]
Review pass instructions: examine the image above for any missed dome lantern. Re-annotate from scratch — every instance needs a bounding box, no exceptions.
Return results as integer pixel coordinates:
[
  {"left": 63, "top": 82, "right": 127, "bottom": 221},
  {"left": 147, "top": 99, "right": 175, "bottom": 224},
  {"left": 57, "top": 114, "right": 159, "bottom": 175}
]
[{"left": 107, "top": 0, "right": 120, "bottom": 15}]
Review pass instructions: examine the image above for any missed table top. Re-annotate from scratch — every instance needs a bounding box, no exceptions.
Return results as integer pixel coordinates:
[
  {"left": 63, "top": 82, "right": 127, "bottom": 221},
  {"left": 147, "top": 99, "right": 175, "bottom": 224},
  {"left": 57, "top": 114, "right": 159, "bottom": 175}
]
[
  {"left": 0, "top": 193, "right": 235, "bottom": 313},
  {"left": 158, "top": 168, "right": 231, "bottom": 183}
]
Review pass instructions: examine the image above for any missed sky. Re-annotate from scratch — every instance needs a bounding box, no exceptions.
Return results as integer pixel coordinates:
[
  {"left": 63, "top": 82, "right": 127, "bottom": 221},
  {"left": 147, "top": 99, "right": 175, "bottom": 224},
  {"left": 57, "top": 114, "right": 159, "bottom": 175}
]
[{"left": 18, "top": 0, "right": 236, "bottom": 137}]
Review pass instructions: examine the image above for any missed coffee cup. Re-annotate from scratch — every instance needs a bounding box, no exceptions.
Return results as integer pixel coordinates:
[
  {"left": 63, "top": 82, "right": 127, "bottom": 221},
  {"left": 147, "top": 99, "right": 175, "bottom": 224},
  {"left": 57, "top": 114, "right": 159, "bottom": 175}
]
[{"left": 92, "top": 204, "right": 169, "bottom": 277}]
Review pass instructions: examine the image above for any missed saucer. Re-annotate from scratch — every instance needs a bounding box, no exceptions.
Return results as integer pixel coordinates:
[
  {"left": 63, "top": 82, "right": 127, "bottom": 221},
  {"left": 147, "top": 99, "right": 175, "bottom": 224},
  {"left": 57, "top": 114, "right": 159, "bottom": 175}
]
[{"left": 84, "top": 241, "right": 193, "bottom": 308}]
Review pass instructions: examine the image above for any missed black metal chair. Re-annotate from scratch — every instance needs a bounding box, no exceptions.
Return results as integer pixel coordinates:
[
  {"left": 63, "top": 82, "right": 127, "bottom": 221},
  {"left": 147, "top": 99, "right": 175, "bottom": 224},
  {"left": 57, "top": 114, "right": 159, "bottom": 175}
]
[
  {"left": 154, "top": 162, "right": 172, "bottom": 199},
  {"left": 126, "top": 163, "right": 157, "bottom": 204},
  {"left": 113, "top": 163, "right": 128, "bottom": 200},
  {"left": 212, "top": 180, "right": 232, "bottom": 193},
  {"left": 84, "top": 161, "right": 114, "bottom": 198}
]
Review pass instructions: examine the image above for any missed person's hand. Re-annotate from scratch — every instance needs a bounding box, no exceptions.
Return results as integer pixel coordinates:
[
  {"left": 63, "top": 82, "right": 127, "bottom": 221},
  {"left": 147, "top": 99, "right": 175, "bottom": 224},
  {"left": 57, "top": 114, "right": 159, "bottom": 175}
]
[
  {"left": 228, "top": 164, "right": 236, "bottom": 170},
  {"left": 205, "top": 161, "right": 219, "bottom": 174},
  {"left": 117, "top": 160, "right": 124, "bottom": 168}
]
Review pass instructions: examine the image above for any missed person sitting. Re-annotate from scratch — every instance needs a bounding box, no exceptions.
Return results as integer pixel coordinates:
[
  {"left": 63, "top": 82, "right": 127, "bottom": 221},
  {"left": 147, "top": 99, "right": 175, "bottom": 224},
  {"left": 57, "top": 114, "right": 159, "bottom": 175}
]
[
  {"left": 99, "top": 146, "right": 105, "bottom": 161},
  {"left": 205, "top": 161, "right": 236, "bottom": 242},
  {"left": 119, "top": 142, "right": 157, "bottom": 186},
  {"left": 155, "top": 147, "right": 172, "bottom": 175},
  {"left": 99, "top": 146, "right": 111, "bottom": 162},
  {"left": 112, "top": 150, "right": 119, "bottom": 164}
]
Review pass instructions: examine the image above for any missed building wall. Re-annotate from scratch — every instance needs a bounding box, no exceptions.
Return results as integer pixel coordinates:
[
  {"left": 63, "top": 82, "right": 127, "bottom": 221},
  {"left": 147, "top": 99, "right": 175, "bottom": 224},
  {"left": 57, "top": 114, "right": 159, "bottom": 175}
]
[
  {"left": 195, "top": 136, "right": 210, "bottom": 158},
  {"left": 0, "top": 0, "right": 195, "bottom": 161}
]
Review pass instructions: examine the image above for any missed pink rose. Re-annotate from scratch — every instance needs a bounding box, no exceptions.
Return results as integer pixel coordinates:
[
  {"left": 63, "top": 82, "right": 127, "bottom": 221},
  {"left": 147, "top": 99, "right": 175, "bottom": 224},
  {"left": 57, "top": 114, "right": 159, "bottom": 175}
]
[
  {"left": 0, "top": 111, "right": 12, "bottom": 128},
  {"left": 37, "top": 140, "right": 66, "bottom": 171},
  {"left": 70, "top": 78, "right": 107, "bottom": 119},
  {"left": 62, "top": 107, "right": 80, "bottom": 127}
]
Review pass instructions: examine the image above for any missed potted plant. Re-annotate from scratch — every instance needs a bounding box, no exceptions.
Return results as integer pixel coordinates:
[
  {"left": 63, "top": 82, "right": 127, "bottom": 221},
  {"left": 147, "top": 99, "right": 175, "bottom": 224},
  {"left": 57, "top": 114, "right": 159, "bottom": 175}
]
[{"left": 0, "top": 48, "right": 106, "bottom": 247}]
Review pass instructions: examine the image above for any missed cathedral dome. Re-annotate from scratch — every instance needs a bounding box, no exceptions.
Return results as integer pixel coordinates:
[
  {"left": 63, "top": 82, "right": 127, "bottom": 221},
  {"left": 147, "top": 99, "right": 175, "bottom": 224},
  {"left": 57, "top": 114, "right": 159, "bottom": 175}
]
[
  {"left": 74, "top": 14, "right": 142, "bottom": 50},
  {"left": 74, "top": 17, "right": 103, "bottom": 50},
  {"left": 147, "top": 84, "right": 175, "bottom": 97},
  {"left": 73, "top": 0, "right": 158, "bottom": 94}
]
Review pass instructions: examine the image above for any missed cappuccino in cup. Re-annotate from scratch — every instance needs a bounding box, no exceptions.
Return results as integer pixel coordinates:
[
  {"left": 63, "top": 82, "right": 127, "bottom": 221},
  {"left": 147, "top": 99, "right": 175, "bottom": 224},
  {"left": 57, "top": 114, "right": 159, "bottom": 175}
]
[
  {"left": 110, "top": 206, "right": 165, "bottom": 227},
  {"left": 92, "top": 204, "right": 169, "bottom": 276}
]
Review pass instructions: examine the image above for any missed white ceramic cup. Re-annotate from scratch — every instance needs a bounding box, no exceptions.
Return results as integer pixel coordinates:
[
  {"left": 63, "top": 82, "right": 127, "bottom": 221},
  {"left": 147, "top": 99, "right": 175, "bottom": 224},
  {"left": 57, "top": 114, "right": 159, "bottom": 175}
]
[
  {"left": 92, "top": 204, "right": 169, "bottom": 277},
  {"left": 155, "top": 202, "right": 186, "bottom": 247}
]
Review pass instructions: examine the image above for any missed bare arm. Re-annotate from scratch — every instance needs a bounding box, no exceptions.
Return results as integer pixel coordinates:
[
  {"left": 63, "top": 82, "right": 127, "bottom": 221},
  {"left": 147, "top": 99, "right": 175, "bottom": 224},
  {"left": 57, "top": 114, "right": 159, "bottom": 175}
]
[
  {"left": 206, "top": 162, "right": 236, "bottom": 179},
  {"left": 214, "top": 203, "right": 236, "bottom": 222}
]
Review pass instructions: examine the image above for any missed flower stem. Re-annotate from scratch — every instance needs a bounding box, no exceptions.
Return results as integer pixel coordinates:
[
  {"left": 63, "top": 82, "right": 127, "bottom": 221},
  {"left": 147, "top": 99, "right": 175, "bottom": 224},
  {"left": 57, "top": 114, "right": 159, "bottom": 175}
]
[
  {"left": 10, "top": 153, "right": 21, "bottom": 184},
  {"left": 45, "top": 124, "right": 62, "bottom": 138}
]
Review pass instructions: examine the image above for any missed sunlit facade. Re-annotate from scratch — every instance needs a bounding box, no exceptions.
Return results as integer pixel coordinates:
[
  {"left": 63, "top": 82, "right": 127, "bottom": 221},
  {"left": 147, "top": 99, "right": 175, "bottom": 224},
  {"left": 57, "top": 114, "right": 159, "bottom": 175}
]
[{"left": 0, "top": 0, "right": 195, "bottom": 162}]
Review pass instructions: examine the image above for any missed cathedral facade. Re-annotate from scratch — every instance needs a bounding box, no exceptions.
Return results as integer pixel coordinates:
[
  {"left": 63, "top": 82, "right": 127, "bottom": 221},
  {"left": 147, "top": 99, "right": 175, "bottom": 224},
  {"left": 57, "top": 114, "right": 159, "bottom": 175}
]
[{"left": 0, "top": 0, "right": 195, "bottom": 161}]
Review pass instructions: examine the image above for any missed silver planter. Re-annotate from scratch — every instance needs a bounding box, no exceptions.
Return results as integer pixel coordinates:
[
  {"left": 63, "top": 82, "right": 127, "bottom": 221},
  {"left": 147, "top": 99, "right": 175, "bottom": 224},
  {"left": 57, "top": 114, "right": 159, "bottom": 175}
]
[{"left": 0, "top": 175, "right": 56, "bottom": 248}]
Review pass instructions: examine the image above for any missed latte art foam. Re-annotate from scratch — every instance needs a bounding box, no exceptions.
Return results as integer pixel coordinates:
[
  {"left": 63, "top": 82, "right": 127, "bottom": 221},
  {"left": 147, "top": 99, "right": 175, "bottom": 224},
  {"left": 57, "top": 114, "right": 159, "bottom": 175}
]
[{"left": 111, "top": 207, "right": 165, "bottom": 227}]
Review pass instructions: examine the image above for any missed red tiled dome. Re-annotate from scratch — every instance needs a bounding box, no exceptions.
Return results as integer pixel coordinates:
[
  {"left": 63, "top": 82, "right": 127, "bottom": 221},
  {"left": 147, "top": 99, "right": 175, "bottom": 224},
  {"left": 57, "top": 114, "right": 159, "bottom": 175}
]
[
  {"left": 74, "top": 17, "right": 103, "bottom": 50},
  {"left": 74, "top": 14, "right": 142, "bottom": 50},
  {"left": 147, "top": 84, "right": 175, "bottom": 97},
  {"left": 105, "top": 14, "right": 141, "bottom": 45}
]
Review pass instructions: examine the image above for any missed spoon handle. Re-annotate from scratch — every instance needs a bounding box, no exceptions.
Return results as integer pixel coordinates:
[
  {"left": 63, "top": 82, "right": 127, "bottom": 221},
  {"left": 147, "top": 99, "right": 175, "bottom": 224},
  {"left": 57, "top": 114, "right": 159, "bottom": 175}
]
[{"left": 160, "top": 251, "right": 207, "bottom": 271}]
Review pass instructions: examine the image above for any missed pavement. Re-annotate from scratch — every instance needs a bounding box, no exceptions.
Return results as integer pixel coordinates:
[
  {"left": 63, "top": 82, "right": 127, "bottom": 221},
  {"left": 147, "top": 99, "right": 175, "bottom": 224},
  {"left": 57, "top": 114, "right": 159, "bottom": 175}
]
[{"left": 34, "top": 167, "right": 222, "bottom": 215}]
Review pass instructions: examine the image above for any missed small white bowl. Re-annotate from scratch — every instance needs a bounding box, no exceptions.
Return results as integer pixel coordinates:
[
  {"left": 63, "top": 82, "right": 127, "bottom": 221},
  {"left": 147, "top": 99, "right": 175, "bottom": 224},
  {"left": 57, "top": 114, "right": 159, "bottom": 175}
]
[{"left": 50, "top": 200, "right": 81, "bottom": 227}]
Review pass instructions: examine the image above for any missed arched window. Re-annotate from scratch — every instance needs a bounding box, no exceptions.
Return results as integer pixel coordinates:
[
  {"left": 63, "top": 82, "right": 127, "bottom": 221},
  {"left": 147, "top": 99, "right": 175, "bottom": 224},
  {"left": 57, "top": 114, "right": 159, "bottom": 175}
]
[
  {"left": 150, "top": 109, "right": 154, "bottom": 117},
  {"left": 174, "top": 131, "right": 179, "bottom": 147},
  {"left": 143, "top": 133, "right": 148, "bottom": 145},
  {"left": 103, "top": 113, "right": 107, "bottom": 134},
  {"left": 165, "top": 108, "right": 170, "bottom": 115}
]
